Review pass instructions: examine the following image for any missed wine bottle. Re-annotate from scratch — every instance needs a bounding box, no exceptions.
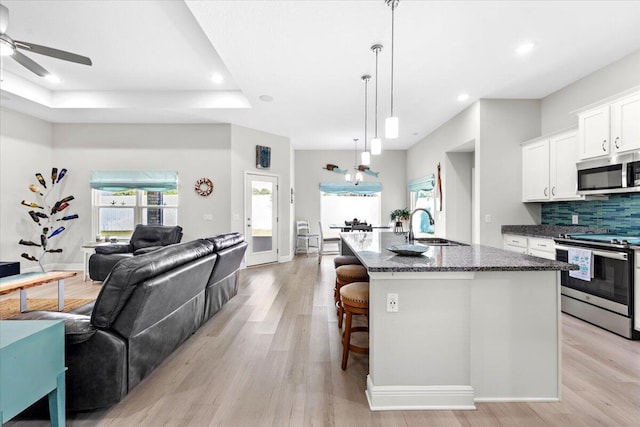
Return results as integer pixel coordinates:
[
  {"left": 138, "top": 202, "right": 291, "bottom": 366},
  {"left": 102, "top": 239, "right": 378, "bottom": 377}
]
[
  {"left": 21, "top": 253, "right": 38, "bottom": 262},
  {"left": 48, "top": 226, "right": 65, "bottom": 238},
  {"left": 21, "top": 200, "right": 44, "bottom": 209},
  {"left": 56, "top": 168, "right": 68, "bottom": 183},
  {"left": 56, "top": 202, "right": 70, "bottom": 213},
  {"left": 40, "top": 234, "right": 48, "bottom": 249},
  {"left": 19, "top": 239, "right": 41, "bottom": 247},
  {"left": 51, "top": 201, "right": 61, "bottom": 214},
  {"left": 58, "top": 195, "right": 75, "bottom": 204},
  {"left": 42, "top": 227, "right": 49, "bottom": 235},
  {"left": 35, "top": 173, "right": 47, "bottom": 189},
  {"left": 46, "top": 249, "right": 63, "bottom": 253},
  {"left": 29, "top": 184, "right": 44, "bottom": 196},
  {"left": 35, "top": 212, "right": 49, "bottom": 219},
  {"left": 28, "top": 210, "right": 41, "bottom": 225},
  {"left": 51, "top": 167, "right": 58, "bottom": 185},
  {"left": 56, "top": 214, "right": 79, "bottom": 221}
]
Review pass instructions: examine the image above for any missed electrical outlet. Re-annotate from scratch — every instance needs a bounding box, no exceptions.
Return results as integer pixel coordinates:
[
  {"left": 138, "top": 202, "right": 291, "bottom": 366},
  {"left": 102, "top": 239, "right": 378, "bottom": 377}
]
[
  {"left": 387, "top": 293, "right": 399, "bottom": 312},
  {"left": 572, "top": 215, "right": 579, "bottom": 225},
  {"left": 484, "top": 214, "right": 492, "bottom": 223},
  {"left": 203, "top": 213, "right": 213, "bottom": 221}
]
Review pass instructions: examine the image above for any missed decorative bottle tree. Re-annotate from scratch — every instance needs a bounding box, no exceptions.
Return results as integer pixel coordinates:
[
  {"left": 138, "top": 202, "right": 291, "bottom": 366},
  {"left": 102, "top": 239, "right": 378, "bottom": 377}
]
[{"left": 19, "top": 167, "right": 77, "bottom": 272}]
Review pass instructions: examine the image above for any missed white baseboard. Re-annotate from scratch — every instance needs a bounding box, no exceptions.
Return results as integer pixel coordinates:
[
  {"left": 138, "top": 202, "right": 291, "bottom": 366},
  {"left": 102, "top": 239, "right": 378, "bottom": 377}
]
[
  {"left": 278, "top": 254, "right": 293, "bottom": 263},
  {"left": 365, "top": 376, "right": 476, "bottom": 411},
  {"left": 22, "top": 262, "right": 83, "bottom": 273}
]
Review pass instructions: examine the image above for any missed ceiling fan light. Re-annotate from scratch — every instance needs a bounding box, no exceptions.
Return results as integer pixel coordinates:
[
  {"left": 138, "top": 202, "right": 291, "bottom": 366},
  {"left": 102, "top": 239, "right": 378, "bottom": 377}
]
[
  {"left": 371, "top": 138, "right": 382, "bottom": 155},
  {"left": 361, "top": 151, "right": 371, "bottom": 166},
  {"left": 0, "top": 38, "right": 14, "bottom": 56},
  {"left": 385, "top": 116, "right": 399, "bottom": 139}
]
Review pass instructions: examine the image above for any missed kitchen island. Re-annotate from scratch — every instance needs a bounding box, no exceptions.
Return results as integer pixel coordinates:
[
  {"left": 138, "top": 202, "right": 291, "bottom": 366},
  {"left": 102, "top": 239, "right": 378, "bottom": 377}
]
[{"left": 340, "top": 232, "right": 576, "bottom": 411}]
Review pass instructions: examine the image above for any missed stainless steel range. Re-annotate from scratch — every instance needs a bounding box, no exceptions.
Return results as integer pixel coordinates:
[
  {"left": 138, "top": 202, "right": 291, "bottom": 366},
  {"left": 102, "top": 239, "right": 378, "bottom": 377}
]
[{"left": 554, "top": 233, "right": 639, "bottom": 339}]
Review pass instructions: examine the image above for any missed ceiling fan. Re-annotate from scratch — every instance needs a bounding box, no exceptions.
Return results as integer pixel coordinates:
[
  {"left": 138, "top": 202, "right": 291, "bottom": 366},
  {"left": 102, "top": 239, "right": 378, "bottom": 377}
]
[{"left": 0, "top": 4, "right": 92, "bottom": 78}]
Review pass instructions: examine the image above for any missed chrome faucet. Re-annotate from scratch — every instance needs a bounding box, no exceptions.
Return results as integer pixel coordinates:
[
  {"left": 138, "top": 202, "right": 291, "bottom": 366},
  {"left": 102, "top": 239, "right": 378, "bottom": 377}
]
[{"left": 407, "top": 208, "right": 435, "bottom": 242}]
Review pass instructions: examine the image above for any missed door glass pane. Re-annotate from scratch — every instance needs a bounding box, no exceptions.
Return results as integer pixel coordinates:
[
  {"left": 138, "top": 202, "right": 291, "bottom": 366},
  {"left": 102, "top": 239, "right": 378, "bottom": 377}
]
[
  {"left": 252, "top": 181, "right": 273, "bottom": 252},
  {"left": 141, "top": 208, "right": 178, "bottom": 226},
  {"left": 98, "top": 208, "right": 134, "bottom": 238}
]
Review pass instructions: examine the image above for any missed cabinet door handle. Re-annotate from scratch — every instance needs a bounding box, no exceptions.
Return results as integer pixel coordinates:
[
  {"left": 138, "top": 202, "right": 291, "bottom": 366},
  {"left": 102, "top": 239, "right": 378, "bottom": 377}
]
[
  {"left": 614, "top": 136, "right": 620, "bottom": 149},
  {"left": 602, "top": 139, "right": 607, "bottom": 151},
  {"left": 551, "top": 186, "right": 556, "bottom": 196},
  {"left": 544, "top": 187, "right": 548, "bottom": 197}
]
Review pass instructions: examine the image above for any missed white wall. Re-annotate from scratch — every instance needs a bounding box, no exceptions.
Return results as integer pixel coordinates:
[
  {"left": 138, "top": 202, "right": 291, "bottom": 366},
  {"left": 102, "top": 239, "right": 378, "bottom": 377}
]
[
  {"left": 407, "top": 103, "right": 480, "bottom": 242},
  {"left": 49, "top": 123, "right": 232, "bottom": 265},
  {"left": 230, "top": 125, "right": 293, "bottom": 260},
  {"left": 541, "top": 49, "right": 640, "bottom": 134},
  {"left": 0, "top": 108, "right": 53, "bottom": 271},
  {"left": 294, "top": 150, "right": 407, "bottom": 235},
  {"left": 478, "top": 99, "right": 541, "bottom": 248}
]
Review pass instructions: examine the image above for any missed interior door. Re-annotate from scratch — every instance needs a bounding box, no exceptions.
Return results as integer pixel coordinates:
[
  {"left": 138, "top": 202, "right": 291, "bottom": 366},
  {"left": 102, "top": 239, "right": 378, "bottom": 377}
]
[{"left": 245, "top": 173, "right": 278, "bottom": 266}]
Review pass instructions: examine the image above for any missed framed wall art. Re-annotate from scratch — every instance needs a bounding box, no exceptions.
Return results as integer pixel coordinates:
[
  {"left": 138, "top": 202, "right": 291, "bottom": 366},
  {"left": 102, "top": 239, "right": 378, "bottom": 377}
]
[{"left": 256, "top": 145, "right": 271, "bottom": 169}]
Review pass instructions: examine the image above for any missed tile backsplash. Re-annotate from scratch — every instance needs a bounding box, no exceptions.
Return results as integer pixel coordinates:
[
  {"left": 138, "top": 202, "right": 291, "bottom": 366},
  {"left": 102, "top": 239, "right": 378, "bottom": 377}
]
[{"left": 541, "top": 193, "right": 640, "bottom": 235}]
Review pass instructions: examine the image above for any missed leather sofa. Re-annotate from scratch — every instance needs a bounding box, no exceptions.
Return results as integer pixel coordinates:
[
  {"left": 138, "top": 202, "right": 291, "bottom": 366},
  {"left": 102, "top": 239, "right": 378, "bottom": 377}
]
[
  {"left": 88, "top": 224, "right": 183, "bottom": 281},
  {"left": 13, "top": 232, "right": 247, "bottom": 412}
]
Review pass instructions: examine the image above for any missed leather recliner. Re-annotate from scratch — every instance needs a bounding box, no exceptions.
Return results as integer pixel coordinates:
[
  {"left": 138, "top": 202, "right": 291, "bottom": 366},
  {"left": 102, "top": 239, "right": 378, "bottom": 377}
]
[{"left": 89, "top": 224, "right": 183, "bottom": 281}]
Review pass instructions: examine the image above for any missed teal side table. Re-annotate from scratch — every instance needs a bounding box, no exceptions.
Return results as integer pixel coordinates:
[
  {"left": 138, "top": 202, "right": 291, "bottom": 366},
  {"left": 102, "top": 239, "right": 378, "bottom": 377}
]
[{"left": 0, "top": 320, "right": 66, "bottom": 426}]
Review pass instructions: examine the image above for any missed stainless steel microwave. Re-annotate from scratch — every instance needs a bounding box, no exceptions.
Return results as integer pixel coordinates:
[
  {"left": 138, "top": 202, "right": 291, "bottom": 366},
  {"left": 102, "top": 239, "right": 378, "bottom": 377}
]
[{"left": 577, "top": 154, "right": 640, "bottom": 195}]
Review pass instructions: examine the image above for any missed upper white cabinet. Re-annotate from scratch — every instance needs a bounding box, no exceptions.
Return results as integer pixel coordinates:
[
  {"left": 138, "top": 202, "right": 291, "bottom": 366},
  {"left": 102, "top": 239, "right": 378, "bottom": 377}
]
[
  {"left": 522, "top": 139, "right": 550, "bottom": 201},
  {"left": 578, "top": 90, "right": 640, "bottom": 160},
  {"left": 522, "top": 129, "right": 580, "bottom": 202},
  {"left": 610, "top": 91, "right": 640, "bottom": 154},
  {"left": 578, "top": 105, "right": 610, "bottom": 159}
]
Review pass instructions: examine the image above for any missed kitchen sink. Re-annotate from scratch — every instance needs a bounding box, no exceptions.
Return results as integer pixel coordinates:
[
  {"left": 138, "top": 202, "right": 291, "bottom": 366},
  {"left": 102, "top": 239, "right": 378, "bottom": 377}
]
[{"left": 412, "top": 237, "right": 468, "bottom": 246}]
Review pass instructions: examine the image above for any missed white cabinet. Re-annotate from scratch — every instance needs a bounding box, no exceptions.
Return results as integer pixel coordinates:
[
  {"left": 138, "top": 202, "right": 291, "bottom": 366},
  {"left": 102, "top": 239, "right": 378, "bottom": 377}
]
[
  {"left": 611, "top": 92, "right": 640, "bottom": 154},
  {"left": 522, "top": 129, "right": 581, "bottom": 202},
  {"left": 522, "top": 139, "right": 550, "bottom": 201},
  {"left": 503, "top": 234, "right": 528, "bottom": 254},
  {"left": 578, "top": 105, "right": 609, "bottom": 159},
  {"left": 578, "top": 90, "right": 640, "bottom": 160},
  {"left": 503, "top": 234, "right": 556, "bottom": 260}
]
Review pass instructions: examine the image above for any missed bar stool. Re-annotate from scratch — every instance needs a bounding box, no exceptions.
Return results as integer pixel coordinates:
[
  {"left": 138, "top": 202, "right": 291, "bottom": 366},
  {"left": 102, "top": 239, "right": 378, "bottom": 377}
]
[
  {"left": 333, "top": 255, "right": 362, "bottom": 269},
  {"left": 335, "top": 264, "right": 368, "bottom": 328},
  {"left": 340, "top": 281, "right": 369, "bottom": 370}
]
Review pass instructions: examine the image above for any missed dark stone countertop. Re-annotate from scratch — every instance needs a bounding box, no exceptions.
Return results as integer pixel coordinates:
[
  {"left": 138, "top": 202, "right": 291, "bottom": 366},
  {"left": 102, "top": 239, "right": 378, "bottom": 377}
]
[
  {"left": 341, "top": 232, "right": 577, "bottom": 273},
  {"left": 501, "top": 225, "right": 608, "bottom": 239}
]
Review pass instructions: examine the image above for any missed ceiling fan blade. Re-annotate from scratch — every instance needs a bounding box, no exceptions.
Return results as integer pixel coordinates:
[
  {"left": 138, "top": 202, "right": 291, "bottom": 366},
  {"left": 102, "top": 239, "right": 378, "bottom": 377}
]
[
  {"left": 0, "top": 4, "right": 8, "bottom": 35},
  {"left": 12, "top": 50, "right": 49, "bottom": 77},
  {"left": 14, "top": 40, "right": 92, "bottom": 66}
]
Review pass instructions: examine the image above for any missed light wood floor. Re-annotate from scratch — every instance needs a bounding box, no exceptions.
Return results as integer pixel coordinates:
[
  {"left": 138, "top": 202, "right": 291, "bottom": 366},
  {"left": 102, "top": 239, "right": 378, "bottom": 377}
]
[{"left": 6, "top": 256, "right": 640, "bottom": 426}]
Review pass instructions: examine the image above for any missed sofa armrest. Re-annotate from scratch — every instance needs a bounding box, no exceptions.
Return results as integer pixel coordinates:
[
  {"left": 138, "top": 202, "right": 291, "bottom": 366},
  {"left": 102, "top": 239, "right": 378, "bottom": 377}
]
[
  {"left": 133, "top": 246, "right": 162, "bottom": 256},
  {"left": 95, "top": 244, "right": 133, "bottom": 255},
  {"left": 11, "top": 311, "right": 96, "bottom": 344}
]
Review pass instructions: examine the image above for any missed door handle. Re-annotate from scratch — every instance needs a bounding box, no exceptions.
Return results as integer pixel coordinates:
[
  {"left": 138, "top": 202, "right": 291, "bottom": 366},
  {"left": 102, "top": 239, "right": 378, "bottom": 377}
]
[
  {"left": 551, "top": 186, "right": 556, "bottom": 196},
  {"left": 602, "top": 139, "right": 607, "bottom": 151},
  {"left": 614, "top": 136, "right": 620, "bottom": 149},
  {"left": 544, "top": 187, "right": 548, "bottom": 197}
]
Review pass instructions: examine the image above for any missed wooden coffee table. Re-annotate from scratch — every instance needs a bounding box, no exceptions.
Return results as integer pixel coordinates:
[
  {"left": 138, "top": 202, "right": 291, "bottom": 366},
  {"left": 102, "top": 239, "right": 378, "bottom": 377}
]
[{"left": 0, "top": 271, "right": 77, "bottom": 312}]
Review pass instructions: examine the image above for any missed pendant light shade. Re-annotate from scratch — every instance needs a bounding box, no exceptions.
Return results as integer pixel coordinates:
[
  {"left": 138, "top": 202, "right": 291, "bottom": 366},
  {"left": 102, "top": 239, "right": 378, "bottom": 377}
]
[
  {"left": 361, "top": 74, "right": 371, "bottom": 166},
  {"left": 345, "top": 172, "right": 351, "bottom": 182},
  {"left": 385, "top": 0, "right": 399, "bottom": 139},
  {"left": 355, "top": 171, "right": 364, "bottom": 182},
  {"left": 371, "top": 44, "right": 383, "bottom": 154},
  {"left": 385, "top": 116, "right": 399, "bottom": 139}
]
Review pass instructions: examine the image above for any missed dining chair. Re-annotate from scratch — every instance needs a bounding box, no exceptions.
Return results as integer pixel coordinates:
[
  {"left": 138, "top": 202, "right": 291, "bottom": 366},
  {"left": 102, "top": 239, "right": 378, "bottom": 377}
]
[
  {"left": 295, "top": 220, "right": 319, "bottom": 254},
  {"left": 318, "top": 221, "right": 341, "bottom": 264}
]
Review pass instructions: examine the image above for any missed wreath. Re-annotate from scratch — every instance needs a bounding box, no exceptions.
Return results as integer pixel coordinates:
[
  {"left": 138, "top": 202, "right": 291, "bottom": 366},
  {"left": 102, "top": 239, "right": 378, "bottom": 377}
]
[{"left": 195, "top": 178, "right": 214, "bottom": 196}]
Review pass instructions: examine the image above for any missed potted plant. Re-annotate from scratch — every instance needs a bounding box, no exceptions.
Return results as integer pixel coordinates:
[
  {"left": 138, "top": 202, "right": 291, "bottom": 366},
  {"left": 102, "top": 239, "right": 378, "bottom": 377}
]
[{"left": 390, "top": 208, "right": 410, "bottom": 232}]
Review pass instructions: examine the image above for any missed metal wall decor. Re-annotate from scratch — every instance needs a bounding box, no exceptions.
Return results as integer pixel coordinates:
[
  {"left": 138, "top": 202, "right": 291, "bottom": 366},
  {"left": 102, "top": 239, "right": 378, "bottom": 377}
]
[
  {"left": 195, "top": 177, "right": 214, "bottom": 196},
  {"left": 256, "top": 145, "right": 271, "bottom": 169}
]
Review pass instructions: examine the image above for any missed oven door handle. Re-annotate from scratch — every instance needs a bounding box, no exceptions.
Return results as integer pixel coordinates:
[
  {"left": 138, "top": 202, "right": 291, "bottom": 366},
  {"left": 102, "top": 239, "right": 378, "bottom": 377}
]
[{"left": 555, "top": 245, "right": 628, "bottom": 261}]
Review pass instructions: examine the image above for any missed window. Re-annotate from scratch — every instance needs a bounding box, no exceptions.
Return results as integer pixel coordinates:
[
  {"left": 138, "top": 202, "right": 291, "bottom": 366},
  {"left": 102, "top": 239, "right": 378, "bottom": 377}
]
[
  {"left": 319, "top": 182, "right": 382, "bottom": 238},
  {"left": 408, "top": 175, "right": 435, "bottom": 238},
  {"left": 93, "top": 189, "right": 178, "bottom": 239},
  {"left": 90, "top": 170, "right": 179, "bottom": 239}
]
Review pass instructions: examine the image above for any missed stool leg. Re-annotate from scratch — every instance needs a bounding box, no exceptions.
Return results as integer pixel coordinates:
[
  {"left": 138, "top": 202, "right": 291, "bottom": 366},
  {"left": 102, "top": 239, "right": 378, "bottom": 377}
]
[
  {"left": 337, "top": 301, "right": 344, "bottom": 329},
  {"left": 341, "top": 310, "right": 353, "bottom": 370}
]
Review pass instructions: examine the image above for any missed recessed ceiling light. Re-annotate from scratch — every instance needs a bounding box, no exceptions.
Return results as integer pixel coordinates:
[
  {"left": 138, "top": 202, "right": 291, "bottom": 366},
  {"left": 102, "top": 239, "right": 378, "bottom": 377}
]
[
  {"left": 211, "top": 73, "right": 224, "bottom": 84},
  {"left": 259, "top": 95, "right": 274, "bottom": 102},
  {"left": 45, "top": 74, "right": 61, "bottom": 83},
  {"left": 515, "top": 41, "right": 536, "bottom": 55},
  {"left": 457, "top": 93, "right": 469, "bottom": 102}
]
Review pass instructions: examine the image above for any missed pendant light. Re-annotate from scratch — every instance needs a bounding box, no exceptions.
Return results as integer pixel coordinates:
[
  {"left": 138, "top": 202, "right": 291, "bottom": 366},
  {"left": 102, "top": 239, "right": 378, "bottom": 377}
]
[
  {"left": 385, "top": 0, "right": 399, "bottom": 139},
  {"left": 361, "top": 74, "right": 371, "bottom": 166},
  {"left": 371, "top": 44, "right": 383, "bottom": 155},
  {"left": 345, "top": 138, "right": 363, "bottom": 184}
]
